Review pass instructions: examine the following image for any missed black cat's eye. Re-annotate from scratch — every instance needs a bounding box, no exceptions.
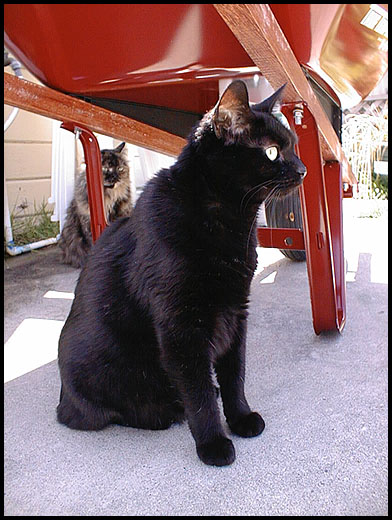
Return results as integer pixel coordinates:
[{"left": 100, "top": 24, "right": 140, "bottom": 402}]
[{"left": 265, "top": 146, "right": 279, "bottom": 161}]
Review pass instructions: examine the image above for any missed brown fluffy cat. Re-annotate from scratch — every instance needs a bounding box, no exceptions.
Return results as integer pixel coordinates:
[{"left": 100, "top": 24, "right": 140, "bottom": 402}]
[{"left": 59, "top": 142, "right": 132, "bottom": 268}]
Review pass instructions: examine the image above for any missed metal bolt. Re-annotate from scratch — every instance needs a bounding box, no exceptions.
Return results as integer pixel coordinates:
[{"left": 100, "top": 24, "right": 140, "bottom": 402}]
[{"left": 293, "top": 104, "right": 304, "bottom": 125}]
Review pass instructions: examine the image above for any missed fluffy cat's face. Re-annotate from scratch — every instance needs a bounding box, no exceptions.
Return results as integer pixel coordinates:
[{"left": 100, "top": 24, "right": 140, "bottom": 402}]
[
  {"left": 199, "top": 81, "right": 306, "bottom": 202},
  {"left": 100, "top": 142, "right": 130, "bottom": 189}
]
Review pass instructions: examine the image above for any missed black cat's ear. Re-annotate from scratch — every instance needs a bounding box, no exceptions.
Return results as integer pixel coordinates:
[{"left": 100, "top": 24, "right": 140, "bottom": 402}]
[
  {"left": 114, "top": 142, "right": 126, "bottom": 154},
  {"left": 212, "top": 80, "right": 253, "bottom": 140},
  {"left": 253, "top": 83, "right": 287, "bottom": 114}
]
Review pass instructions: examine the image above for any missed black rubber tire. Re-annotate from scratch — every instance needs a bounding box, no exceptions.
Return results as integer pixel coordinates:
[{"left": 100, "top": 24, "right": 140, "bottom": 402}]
[{"left": 264, "top": 189, "right": 306, "bottom": 262}]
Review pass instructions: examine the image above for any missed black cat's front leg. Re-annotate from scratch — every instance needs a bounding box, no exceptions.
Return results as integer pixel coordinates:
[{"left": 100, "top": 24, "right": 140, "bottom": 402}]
[
  {"left": 159, "top": 328, "right": 235, "bottom": 466},
  {"left": 215, "top": 318, "right": 265, "bottom": 438}
]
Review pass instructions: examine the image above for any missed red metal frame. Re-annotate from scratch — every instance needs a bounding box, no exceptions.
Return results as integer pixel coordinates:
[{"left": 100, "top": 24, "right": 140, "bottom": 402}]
[
  {"left": 60, "top": 122, "right": 107, "bottom": 242},
  {"left": 4, "top": 70, "right": 347, "bottom": 335},
  {"left": 257, "top": 228, "right": 305, "bottom": 251},
  {"left": 323, "top": 161, "right": 346, "bottom": 331},
  {"left": 258, "top": 102, "right": 346, "bottom": 334},
  {"left": 5, "top": 3, "right": 360, "bottom": 335},
  {"left": 61, "top": 100, "right": 347, "bottom": 335},
  {"left": 4, "top": 4, "right": 387, "bottom": 113}
]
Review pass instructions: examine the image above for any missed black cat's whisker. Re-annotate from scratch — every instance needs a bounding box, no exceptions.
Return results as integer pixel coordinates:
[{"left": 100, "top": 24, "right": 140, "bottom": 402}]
[
  {"left": 240, "top": 179, "right": 275, "bottom": 215},
  {"left": 242, "top": 179, "right": 275, "bottom": 204},
  {"left": 245, "top": 211, "right": 259, "bottom": 260},
  {"left": 262, "top": 184, "right": 280, "bottom": 209},
  {"left": 245, "top": 184, "right": 280, "bottom": 258},
  {"left": 209, "top": 339, "right": 218, "bottom": 352}
]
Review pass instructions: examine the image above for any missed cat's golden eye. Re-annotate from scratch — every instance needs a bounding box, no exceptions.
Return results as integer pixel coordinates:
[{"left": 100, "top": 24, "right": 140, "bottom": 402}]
[
  {"left": 265, "top": 146, "right": 279, "bottom": 161},
  {"left": 118, "top": 167, "right": 124, "bottom": 172}
]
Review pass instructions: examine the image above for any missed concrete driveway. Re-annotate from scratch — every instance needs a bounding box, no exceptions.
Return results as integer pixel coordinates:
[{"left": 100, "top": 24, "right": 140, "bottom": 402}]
[{"left": 4, "top": 199, "right": 388, "bottom": 516}]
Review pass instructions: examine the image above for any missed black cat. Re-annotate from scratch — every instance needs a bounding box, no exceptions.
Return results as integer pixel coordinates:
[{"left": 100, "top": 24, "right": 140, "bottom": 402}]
[
  {"left": 57, "top": 81, "right": 306, "bottom": 466},
  {"left": 59, "top": 142, "right": 132, "bottom": 268}
]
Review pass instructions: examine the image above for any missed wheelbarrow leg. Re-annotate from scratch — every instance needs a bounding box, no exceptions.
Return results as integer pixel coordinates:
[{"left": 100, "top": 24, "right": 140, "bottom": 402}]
[
  {"left": 281, "top": 104, "right": 346, "bottom": 334},
  {"left": 60, "top": 123, "right": 107, "bottom": 242},
  {"left": 324, "top": 161, "right": 346, "bottom": 331}
]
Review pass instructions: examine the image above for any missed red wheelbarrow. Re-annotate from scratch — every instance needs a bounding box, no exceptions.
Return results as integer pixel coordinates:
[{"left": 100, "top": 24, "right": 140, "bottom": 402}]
[{"left": 4, "top": 4, "right": 387, "bottom": 334}]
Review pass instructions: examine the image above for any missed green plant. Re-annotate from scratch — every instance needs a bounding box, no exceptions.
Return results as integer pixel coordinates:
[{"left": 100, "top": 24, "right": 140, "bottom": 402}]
[
  {"left": 372, "top": 172, "right": 388, "bottom": 200},
  {"left": 342, "top": 107, "right": 388, "bottom": 200},
  {"left": 6, "top": 199, "right": 59, "bottom": 247}
]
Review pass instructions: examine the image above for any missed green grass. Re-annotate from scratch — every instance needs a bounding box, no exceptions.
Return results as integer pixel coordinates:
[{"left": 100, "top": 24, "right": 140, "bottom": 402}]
[{"left": 6, "top": 200, "right": 59, "bottom": 249}]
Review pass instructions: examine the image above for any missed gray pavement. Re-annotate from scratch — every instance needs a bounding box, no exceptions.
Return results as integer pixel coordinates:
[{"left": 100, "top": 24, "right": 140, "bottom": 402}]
[{"left": 4, "top": 199, "right": 388, "bottom": 516}]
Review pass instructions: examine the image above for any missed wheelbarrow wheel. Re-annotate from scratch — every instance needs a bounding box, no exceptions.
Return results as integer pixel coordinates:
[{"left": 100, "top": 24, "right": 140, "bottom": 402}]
[{"left": 264, "top": 189, "right": 306, "bottom": 262}]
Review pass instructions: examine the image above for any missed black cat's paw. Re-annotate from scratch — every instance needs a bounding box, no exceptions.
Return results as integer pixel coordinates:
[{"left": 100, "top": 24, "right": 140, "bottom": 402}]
[
  {"left": 229, "top": 412, "right": 265, "bottom": 438},
  {"left": 196, "top": 436, "right": 235, "bottom": 466}
]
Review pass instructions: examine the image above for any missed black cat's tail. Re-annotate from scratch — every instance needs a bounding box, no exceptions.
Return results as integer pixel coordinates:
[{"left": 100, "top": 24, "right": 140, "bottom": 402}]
[
  {"left": 57, "top": 382, "right": 123, "bottom": 431},
  {"left": 57, "top": 382, "right": 185, "bottom": 432}
]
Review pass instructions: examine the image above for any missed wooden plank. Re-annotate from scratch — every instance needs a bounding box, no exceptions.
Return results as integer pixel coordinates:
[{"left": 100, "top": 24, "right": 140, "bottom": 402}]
[
  {"left": 213, "top": 4, "right": 356, "bottom": 185},
  {"left": 4, "top": 72, "right": 186, "bottom": 158}
]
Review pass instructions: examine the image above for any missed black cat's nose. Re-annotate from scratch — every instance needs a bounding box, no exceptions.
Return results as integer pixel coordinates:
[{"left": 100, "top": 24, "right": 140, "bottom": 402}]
[
  {"left": 299, "top": 165, "right": 307, "bottom": 178},
  {"left": 295, "top": 157, "right": 307, "bottom": 178}
]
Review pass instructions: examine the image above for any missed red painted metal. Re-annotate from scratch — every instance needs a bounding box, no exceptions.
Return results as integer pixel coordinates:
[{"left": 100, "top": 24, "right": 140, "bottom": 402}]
[
  {"left": 343, "top": 184, "right": 355, "bottom": 198},
  {"left": 279, "top": 103, "right": 346, "bottom": 334},
  {"left": 5, "top": 3, "right": 365, "bottom": 334},
  {"left": 4, "top": 4, "right": 255, "bottom": 114},
  {"left": 323, "top": 162, "right": 346, "bottom": 331},
  {"left": 257, "top": 228, "right": 305, "bottom": 251},
  {"left": 4, "top": 4, "right": 388, "bottom": 111},
  {"left": 269, "top": 4, "right": 388, "bottom": 108},
  {"left": 60, "top": 123, "right": 107, "bottom": 242}
]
